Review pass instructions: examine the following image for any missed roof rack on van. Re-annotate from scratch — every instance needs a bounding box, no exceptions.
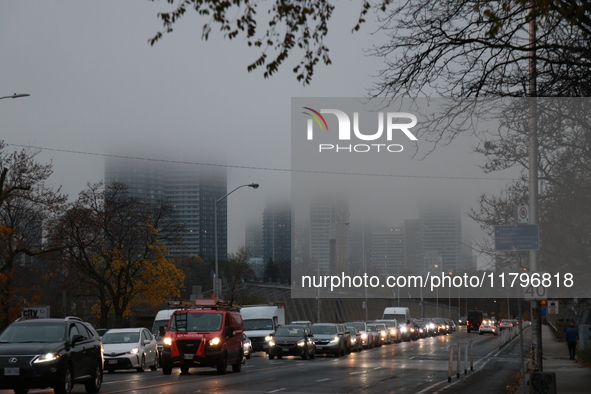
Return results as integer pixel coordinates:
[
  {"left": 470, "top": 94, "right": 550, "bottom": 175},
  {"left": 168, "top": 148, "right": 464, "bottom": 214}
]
[
  {"left": 190, "top": 298, "right": 240, "bottom": 312},
  {"left": 167, "top": 300, "right": 195, "bottom": 308}
]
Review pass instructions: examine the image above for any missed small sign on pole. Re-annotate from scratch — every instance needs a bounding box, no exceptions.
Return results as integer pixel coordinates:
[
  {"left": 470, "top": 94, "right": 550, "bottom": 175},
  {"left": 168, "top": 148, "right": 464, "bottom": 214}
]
[
  {"left": 516, "top": 205, "right": 529, "bottom": 223},
  {"left": 548, "top": 300, "right": 559, "bottom": 315}
]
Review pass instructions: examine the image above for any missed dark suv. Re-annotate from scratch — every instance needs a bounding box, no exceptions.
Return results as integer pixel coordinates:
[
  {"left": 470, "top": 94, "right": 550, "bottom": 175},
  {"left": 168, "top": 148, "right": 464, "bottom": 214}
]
[
  {"left": 466, "top": 310, "right": 484, "bottom": 333},
  {"left": 0, "top": 316, "right": 104, "bottom": 394}
]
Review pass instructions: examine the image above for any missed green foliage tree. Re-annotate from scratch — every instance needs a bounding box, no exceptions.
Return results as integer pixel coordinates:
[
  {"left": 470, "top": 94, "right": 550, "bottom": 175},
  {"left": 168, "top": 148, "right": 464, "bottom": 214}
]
[{"left": 264, "top": 257, "right": 280, "bottom": 282}]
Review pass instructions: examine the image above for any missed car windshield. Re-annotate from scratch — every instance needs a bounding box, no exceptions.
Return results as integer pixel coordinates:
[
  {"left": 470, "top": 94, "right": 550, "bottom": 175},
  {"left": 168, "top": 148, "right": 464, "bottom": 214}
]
[
  {"left": 383, "top": 314, "right": 406, "bottom": 322},
  {"left": 275, "top": 327, "right": 304, "bottom": 337},
  {"left": 102, "top": 332, "right": 140, "bottom": 344},
  {"left": 311, "top": 325, "right": 337, "bottom": 335},
  {"left": 170, "top": 312, "right": 222, "bottom": 332},
  {"left": 345, "top": 322, "right": 365, "bottom": 332},
  {"left": 243, "top": 318, "right": 274, "bottom": 331},
  {"left": 0, "top": 323, "right": 65, "bottom": 343},
  {"left": 152, "top": 321, "right": 168, "bottom": 339}
]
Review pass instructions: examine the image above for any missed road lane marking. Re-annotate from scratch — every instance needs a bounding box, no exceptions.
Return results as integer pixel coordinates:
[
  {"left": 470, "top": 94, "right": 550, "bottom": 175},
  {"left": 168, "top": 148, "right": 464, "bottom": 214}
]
[{"left": 415, "top": 330, "right": 528, "bottom": 394}]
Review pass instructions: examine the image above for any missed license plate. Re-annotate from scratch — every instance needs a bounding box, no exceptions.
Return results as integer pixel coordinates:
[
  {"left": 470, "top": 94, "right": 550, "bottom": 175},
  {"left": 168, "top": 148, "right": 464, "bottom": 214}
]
[
  {"left": 316, "top": 346, "right": 323, "bottom": 350},
  {"left": 282, "top": 347, "right": 289, "bottom": 352},
  {"left": 184, "top": 354, "right": 194, "bottom": 360},
  {"left": 108, "top": 360, "right": 118, "bottom": 364},
  {"left": 4, "top": 368, "right": 19, "bottom": 376}
]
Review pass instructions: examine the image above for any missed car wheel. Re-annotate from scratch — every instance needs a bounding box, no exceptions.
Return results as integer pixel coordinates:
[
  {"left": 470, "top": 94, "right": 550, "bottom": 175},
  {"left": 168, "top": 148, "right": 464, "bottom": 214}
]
[
  {"left": 310, "top": 348, "right": 316, "bottom": 359},
  {"left": 162, "top": 362, "right": 172, "bottom": 375},
  {"left": 13, "top": 389, "right": 29, "bottom": 394},
  {"left": 277, "top": 355, "right": 283, "bottom": 360},
  {"left": 302, "top": 345, "right": 309, "bottom": 360},
  {"left": 479, "top": 332, "right": 483, "bottom": 335},
  {"left": 136, "top": 355, "right": 146, "bottom": 372},
  {"left": 84, "top": 362, "right": 103, "bottom": 393},
  {"left": 268, "top": 354, "right": 275, "bottom": 360},
  {"left": 150, "top": 353, "right": 159, "bottom": 371},
  {"left": 107, "top": 369, "right": 114, "bottom": 374},
  {"left": 54, "top": 364, "right": 73, "bottom": 394},
  {"left": 232, "top": 351, "right": 243, "bottom": 373},
  {"left": 217, "top": 353, "right": 227, "bottom": 375}
]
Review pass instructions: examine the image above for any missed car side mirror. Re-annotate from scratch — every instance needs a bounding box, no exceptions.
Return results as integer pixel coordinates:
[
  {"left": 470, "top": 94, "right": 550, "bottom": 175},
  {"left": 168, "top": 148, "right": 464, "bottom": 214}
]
[
  {"left": 159, "top": 326, "right": 166, "bottom": 337},
  {"left": 71, "top": 334, "right": 84, "bottom": 344},
  {"left": 308, "top": 333, "right": 314, "bottom": 338},
  {"left": 144, "top": 340, "right": 151, "bottom": 345},
  {"left": 225, "top": 326, "right": 235, "bottom": 337}
]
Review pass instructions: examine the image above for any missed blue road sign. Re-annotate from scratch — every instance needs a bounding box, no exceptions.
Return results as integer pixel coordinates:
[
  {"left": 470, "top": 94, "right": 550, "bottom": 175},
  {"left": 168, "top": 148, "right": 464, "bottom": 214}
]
[{"left": 494, "top": 224, "right": 540, "bottom": 251}]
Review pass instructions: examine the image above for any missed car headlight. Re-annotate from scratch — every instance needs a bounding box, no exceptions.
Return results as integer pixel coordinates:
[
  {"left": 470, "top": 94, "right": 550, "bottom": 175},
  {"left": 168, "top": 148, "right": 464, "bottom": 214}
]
[
  {"left": 129, "top": 347, "right": 139, "bottom": 354},
  {"left": 390, "top": 329, "right": 396, "bottom": 336},
  {"left": 34, "top": 353, "right": 60, "bottom": 363},
  {"left": 209, "top": 337, "right": 221, "bottom": 346},
  {"left": 330, "top": 336, "right": 340, "bottom": 343},
  {"left": 268, "top": 340, "right": 276, "bottom": 347},
  {"left": 351, "top": 337, "right": 357, "bottom": 344},
  {"left": 361, "top": 333, "right": 367, "bottom": 339},
  {"left": 297, "top": 339, "right": 306, "bottom": 347},
  {"left": 163, "top": 337, "right": 173, "bottom": 346},
  {"left": 265, "top": 335, "right": 273, "bottom": 342},
  {"left": 400, "top": 327, "right": 407, "bottom": 333}
]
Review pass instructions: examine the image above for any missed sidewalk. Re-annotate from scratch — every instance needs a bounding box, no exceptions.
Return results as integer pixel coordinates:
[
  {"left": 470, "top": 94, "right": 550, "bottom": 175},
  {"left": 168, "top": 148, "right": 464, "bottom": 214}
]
[{"left": 528, "top": 324, "right": 591, "bottom": 393}]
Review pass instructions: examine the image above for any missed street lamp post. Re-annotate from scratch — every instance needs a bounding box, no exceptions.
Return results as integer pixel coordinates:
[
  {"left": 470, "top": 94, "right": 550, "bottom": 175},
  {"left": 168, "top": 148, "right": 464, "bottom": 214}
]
[
  {"left": 214, "top": 183, "right": 259, "bottom": 299},
  {"left": 316, "top": 221, "right": 349, "bottom": 323},
  {"left": 0, "top": 93, "right": 30, "bottom": 100}
]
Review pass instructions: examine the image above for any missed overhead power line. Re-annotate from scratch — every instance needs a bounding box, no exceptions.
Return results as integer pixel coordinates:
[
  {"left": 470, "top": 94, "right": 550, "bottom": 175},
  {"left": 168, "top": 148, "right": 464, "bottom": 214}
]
[{"left": 5, "top": 143, "right": 516, "bottom": 181}]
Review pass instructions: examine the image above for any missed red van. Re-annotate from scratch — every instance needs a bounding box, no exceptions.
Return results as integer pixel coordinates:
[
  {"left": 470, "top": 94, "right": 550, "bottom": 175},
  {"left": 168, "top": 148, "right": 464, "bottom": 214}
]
[{"left": 159, "top": 299, "right": 244, "bottom": 375}]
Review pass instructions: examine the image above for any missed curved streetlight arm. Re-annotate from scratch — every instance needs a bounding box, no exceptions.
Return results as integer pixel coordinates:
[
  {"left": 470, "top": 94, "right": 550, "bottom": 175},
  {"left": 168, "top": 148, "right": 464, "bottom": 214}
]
[
  {"left": 0, "top": 93, "right": 30, "bottom": 100},
  {"left": 216, "top": 183, "right": 259, "bottom": 204},
  {"left": 214, "top": 183, "right": 259, "bottom": 299}
]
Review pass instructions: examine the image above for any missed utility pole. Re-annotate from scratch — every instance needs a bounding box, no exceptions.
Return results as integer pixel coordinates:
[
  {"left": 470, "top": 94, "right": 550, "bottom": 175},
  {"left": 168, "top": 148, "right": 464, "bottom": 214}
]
[{"left": 528, "top": 0, "right": 542, "bottom": 372}]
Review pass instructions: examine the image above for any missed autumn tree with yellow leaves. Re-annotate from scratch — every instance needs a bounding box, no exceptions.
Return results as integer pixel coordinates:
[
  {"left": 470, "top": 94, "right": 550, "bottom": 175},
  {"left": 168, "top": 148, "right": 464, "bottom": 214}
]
[{"left": 50, "top": 182, "right": 185, "bottom": 327}]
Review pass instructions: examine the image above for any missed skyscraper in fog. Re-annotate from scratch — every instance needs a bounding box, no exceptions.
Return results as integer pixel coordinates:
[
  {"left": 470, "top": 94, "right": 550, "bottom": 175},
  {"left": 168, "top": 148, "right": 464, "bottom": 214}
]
[
  {"left": 245, "top": 218, "right": 263, "bottom": 259},
  {"left": 105, "top": 156, "right": 227, "bottom": 259},
  {"left": 419, "top": 201, "right": 462, "bottom": 273},
  {"left": 309, "top": 196, "right": 349, "bottom": 275},
  {"left": 262, "top": 200, "right": 292, "bottom": 265},
  {"left": 371, "top": 227, "right": 405, "bottom": 277}
]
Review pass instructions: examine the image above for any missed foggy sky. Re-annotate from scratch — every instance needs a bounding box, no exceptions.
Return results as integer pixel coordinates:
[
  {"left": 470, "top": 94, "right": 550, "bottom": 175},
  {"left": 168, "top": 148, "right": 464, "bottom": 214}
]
[{"left": 1, "top": 1, "right": 519, "bottom": 265}]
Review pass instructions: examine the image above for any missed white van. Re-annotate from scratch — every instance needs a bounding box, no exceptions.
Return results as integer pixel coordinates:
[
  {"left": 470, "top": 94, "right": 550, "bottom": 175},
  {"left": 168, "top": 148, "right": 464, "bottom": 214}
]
[
  {"left": 241, "top": 305, "right": 286, "bottom": 353},
  {"left": 383, "top": 307, "right": 411, "bottom": 341},
  {"left": 383, "top": 307, "right": 411, "bottom": 324},
  {"left": 151, "top": 309, "right": 177, "bottom": 360}
]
